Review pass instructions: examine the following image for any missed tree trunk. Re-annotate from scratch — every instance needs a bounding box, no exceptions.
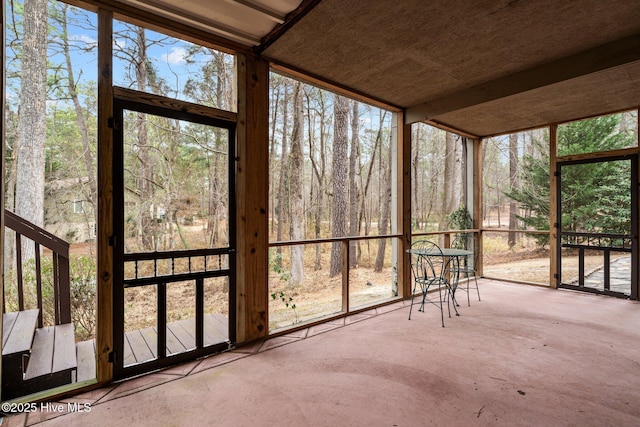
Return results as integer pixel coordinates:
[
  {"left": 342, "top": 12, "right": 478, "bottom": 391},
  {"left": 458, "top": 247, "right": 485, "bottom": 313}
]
[
  {"left": 208, "top": 147, "right": 221, "bottom": 246},
  {"left": 375, "top": 132, "right": 392, "bottom": 272},
  {"left": 15, "top": 0, "right": 48, "bottom": 261},
  {"left": 269, "top": 81, "right": 281, "bottom": 235},
  {"left": 207, "top": 66, "right": 226, "bottom": 246},
  {"left": 508, "top": 133, "right": 518, "bottom": 248},
  {"left": 276, "top": 81, "right": 289, "bottom": 264},
  {"left": 4, "top": 110, "right": 19, "bottom": 270},
  {"left": 412, "top": 125, "right": 420, "bottom": 230},
  {"left": 460, "top": 138, "right": 468, "bottom": 210},
  {"left": 289, "top": 82, "right": 305, "bottom": 286},
  {"left": 440, "top": 132, "right": 456, "bottom": 230},
  {"left": 348, "top": 101, "right": 359, "bottom": 267},
  {"left": 329, "top": 95, "right": 349, "bottom": 277},
  {"left": 357, "top": 112, "right": 386, "bottom": 232},
  {"left": 308, "top": 91, "right": 327, "bottom": 271},
  {"left": 61, "top": 4, "right": 96, "bottom": 209},
  {"left": 132, "top": 27, "right": 155, "bottom": 250}
]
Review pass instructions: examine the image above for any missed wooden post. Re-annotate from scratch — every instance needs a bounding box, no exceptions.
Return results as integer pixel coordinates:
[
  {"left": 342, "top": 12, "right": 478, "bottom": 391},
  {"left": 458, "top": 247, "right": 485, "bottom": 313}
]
[
  {"left": 549, "top": 124, "right": 558, "bottom": 288},
  {"left": 0, "top": 0, "right": 5, "bottom": 398},
  {"left": 634, "top": 111, "right": 640, "bottom": 300},
  {"left": 97, "top": 9, "right": 114, "bottom": 383},
  {"left": 473, "top": 138, "right": 483, "bottom": 277},
  {"left": 236, "top": 53, "right": 269, "bottom": 343},
  {"left": 400, "top": 118, "right": 412, "bottom": 298},
  {"left": 342, "top": 240, "right": 349, "bottom": 312}
]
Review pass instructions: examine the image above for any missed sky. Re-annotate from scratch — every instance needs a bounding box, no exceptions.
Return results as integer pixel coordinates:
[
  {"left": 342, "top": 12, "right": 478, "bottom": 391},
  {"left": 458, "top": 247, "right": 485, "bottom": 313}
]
[{"left": 5, "top": 1, "right": 232, "bottom": 107}]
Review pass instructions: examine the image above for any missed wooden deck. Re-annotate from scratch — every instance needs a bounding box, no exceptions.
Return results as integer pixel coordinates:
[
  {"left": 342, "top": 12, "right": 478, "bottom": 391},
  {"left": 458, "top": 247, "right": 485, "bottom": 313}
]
[
  {"left": 2, "top": 310, "right": 79, "bottom": 399},
  {"left": 24, "top": 323, "right": 76, "bottom": 381},
  {"left": 123, "top": 313, "right": 228, "bottom": 366},
  {"left": 2, "top": 309, "right": 39, "bottom": 358},
  {"left": 76, "top": 339, "right": 97, "bottom": 383},
  {"left": 1, "top": 312, "right": 228, "bottom": 399}
]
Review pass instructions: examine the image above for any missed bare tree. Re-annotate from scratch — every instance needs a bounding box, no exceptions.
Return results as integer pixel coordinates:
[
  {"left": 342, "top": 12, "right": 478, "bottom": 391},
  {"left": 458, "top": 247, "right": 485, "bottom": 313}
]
[
  {"left": 441, "top": 132, "right": 458, "bottom": 229},
  {"left": 276, "top": 80, "right": 290, "bottom": 261},
  {"left": 508, "top": 133, "right": 519, "bottom": 247},
  {"left": 57, "top": 3, "right": 96, "bottom": 209},
  {"left": 289, "top": 82, "right": 305, "bottom": 285},
  {"left": 356, "top": 111, "right": 387, "bottom": 263},
  {"left": 4, "top": 108, "right": 19, "bottom": 269},
  {"left": 375, "top": 129, "right": 392, "bottom": 272},
  {"left": 132, "top": 28, "right": 156, "bottom": 249},
  {"left": 411, "top": 124, "right": 441, "bottom": 231},
  {"left": 15, "top": 0, "right": 48, "bottom": 260},
  {"left": 268, "top": 77, "right": 282, "bottom": 235},
  {"left": 307, "top": 89, "right": 329, "bottom": 270},
  {"left": 329, "top": 95, "right": 349, "bottom": 277},
  {"left": 348, "top": 101, "right": 359, "bottom": 267},
  {"left": 411, "top": 125, "right": 421, "bottom": 229}
]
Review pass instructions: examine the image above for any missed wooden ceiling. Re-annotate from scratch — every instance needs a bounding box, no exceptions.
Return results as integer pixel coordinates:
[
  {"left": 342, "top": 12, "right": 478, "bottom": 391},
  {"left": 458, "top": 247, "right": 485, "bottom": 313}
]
[{"left": 114, "top": 0, "right": 640, "bottom": 137}]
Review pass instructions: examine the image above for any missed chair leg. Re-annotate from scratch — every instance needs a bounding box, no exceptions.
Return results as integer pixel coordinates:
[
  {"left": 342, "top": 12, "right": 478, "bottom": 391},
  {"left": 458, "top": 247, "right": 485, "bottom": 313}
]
[
  {"left": 444, "top": 283, "right": 451, "bottom": 319},
  {"left": 408, "top": 283, "right": 417, "bottom": 319},
  {"left": 444, "top": 282, "right": 459, "bottom": 318},
  {"left": 474, "top": 275, "right": 481, "bottom": 301},
  {"left": 451, "top": 286, "right": 460, "bottom": 316},
  {"left": 438, "top": 282, "right": 445, "bottom": 327},
  {"left": 409, "top": 283, "right": 427, "bottom": 319},
  {"left": 419, "top": 284, "right": 429, "bottom": 312}
]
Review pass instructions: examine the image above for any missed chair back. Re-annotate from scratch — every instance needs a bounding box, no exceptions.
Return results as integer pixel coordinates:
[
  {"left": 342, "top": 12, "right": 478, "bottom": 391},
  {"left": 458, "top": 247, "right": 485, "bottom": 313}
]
[
  {"left": 410, "top": 240, "right": 447, "bottom": 282},
  {"left": 451, "top": 233, "right": 478, "bottom": 271}
]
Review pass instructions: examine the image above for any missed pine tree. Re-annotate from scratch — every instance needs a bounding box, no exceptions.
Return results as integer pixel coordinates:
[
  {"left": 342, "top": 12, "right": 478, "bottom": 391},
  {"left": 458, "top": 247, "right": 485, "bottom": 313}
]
[{"left": 506, "top": 115, "right": 634, "bottom": 246}]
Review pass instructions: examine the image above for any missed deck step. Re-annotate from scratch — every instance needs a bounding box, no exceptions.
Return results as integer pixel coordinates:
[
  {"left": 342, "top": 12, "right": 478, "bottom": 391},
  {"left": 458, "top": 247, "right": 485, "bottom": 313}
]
[
  {"left": 24, "top": 323, "right": 77, "bottom": 381},
  {"left": 2, "top": 310, "right": 40, "bottom": 400},
  {"left": 76, "top": 339, "right": 96, "bottom": 383},
  {"left": 2, "top": 309, "right": 39, "bottom": 356},
  {"left": 17, "top": 322, "right": 77, "bottom": 397}
]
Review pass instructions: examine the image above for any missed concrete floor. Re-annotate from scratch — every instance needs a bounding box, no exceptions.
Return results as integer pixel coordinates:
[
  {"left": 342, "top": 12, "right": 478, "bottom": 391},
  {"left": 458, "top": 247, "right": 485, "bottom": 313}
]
[{"left": 4, "top": 279, "right": 640, "bottom": 426}]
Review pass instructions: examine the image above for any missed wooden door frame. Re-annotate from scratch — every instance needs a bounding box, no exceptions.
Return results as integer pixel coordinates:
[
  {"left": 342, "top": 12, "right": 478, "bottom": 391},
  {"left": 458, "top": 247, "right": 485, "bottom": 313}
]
[
  {"left": 111, "top": 87, "right": 237, "bottom": 379},
  {"left": 555, "top": 152, "right": 639, "bottom": 300}
]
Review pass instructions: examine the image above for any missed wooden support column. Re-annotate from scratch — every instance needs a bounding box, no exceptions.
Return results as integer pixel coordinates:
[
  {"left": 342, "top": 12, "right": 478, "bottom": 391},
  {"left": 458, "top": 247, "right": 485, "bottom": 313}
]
[
  {"left": 635, "top": 110, "right": 640, "bottom": 300},
  {"left": 97, "top": 9, "right": 114, "bottom": 382},
  {"left": 342, "top": 240, "right": 349, "bottom": 312},
  {"left": 0, "top": 0, "right": 5, "bottom": 396},
  {"left": 473, "top": 138, "right": 483, "bottom": 277},
  {"left": 400, "top": 117, "right": 412, "bottom": 298},
  {"left": 549, "top": 124, "right": 558, "bottom": 288},
  {"left": 236, "top": 53, "right": 269, "bottom": 343}
]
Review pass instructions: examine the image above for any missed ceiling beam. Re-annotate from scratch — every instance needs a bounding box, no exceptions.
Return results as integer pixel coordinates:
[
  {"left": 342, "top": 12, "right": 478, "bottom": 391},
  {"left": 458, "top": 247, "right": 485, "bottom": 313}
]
[
  {"left": 406, "top": 33, "right": 640, "bottom": 124},
  {"left": 422, "top": 120, "right": 479, "bottom": 139},
  {"left": 124, "top": 0, "right": 263, "bottom": 45},
  {"left": 224, "top": 0, "right": 286, "bottom": 24},
  {"left": 75, "top": 0, "right": 250, "bottom": 53},
  {"left": 256, "top": 0, "right": 323, "bottom": 53},
  {"left": 270, "top": 62, "right": 402, "bottom": 112}
]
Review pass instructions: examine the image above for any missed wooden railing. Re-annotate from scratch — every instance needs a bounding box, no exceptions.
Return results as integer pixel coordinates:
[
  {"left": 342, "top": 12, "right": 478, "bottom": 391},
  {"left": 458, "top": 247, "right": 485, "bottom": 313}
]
[{"left": 3, "top": 209, "right": 71, "bottom": 327}]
